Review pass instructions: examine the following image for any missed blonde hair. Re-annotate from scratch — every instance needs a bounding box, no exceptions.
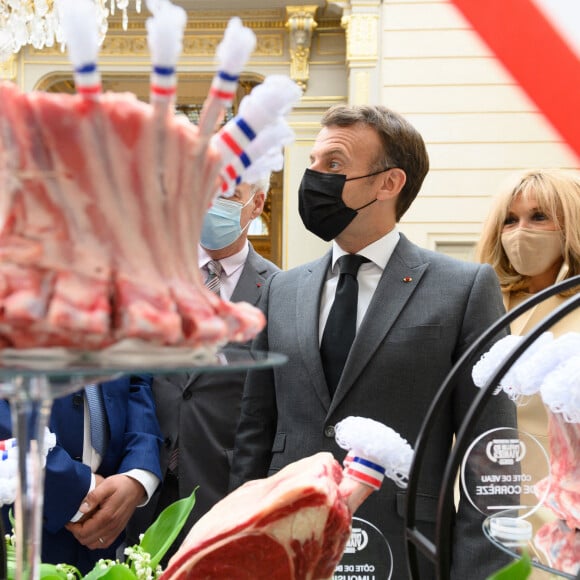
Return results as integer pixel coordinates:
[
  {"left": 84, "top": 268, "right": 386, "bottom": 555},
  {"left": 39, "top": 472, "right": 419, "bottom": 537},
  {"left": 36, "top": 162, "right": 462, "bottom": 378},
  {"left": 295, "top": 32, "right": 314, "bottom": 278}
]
[{"left": 476, "top": 169, "right": 580, "bottom": 296}]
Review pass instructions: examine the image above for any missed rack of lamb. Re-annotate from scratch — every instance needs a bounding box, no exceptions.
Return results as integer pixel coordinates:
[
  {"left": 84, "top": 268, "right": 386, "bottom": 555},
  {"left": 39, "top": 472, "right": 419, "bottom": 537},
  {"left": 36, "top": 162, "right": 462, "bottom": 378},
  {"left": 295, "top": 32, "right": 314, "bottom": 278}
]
[{"left": 0, "top": 0, "right": 300, "bottom": 355}]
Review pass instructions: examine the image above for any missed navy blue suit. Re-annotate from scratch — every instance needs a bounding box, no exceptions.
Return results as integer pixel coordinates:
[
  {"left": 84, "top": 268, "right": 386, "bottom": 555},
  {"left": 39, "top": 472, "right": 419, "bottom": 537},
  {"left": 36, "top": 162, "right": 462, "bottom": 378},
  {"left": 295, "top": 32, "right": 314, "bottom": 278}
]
[{"left": 0, "top": 375, "right": 162, "bottom": 574}]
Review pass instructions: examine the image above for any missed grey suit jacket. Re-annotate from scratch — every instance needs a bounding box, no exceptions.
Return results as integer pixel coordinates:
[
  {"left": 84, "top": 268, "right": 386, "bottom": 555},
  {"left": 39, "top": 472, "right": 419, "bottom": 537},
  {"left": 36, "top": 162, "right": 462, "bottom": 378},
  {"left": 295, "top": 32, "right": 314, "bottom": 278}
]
[
  {"left": 128, "top": 244, "right": 279, "bottom": 553},
  {"left": 230, "top": 234, "right": 517, "bottom": 580}
]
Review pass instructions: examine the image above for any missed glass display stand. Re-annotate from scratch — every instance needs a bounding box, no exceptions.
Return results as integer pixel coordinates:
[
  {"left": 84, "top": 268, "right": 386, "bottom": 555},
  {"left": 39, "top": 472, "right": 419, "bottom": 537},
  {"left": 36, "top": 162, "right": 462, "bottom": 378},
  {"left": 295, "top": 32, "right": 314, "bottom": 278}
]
[
  {"left": 483, "top": 508, "right": 577, "bottom": 579},
  {"left": 0, "top": 348, "right": 287, "bottom": 580}
]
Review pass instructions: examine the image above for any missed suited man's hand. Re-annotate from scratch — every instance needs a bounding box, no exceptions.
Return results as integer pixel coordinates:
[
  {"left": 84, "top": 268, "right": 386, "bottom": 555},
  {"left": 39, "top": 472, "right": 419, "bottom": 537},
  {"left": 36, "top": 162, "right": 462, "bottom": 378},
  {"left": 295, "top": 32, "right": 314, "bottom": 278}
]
[
  {"left": 65, "top": 474, "right": 146, "bottom": 549},
  {"left": 75, "top": 474, "right": 105, "bottom": 524}
]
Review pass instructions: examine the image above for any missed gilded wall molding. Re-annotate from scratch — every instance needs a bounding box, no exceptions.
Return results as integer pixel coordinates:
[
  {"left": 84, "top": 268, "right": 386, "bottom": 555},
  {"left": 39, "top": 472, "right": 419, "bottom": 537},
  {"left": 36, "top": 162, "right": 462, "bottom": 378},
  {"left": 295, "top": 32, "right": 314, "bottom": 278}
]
[
  {"left": 285, "top": 5, "right": 319, "bottom": 92},
  {"left": 0, "top": 55, "right": 17, "bottom": 80},
  {"left": 183, "top": 33, "right": 283, "bottom": 57},
  {"left": 342, "top": 13, "right": 378, "bottom": 62},
  {"left": 105, "top": 13, "right": 287, "bottom": 32},
  {"left": 29, "top": 33, "right": 284, "bottom": 59}
]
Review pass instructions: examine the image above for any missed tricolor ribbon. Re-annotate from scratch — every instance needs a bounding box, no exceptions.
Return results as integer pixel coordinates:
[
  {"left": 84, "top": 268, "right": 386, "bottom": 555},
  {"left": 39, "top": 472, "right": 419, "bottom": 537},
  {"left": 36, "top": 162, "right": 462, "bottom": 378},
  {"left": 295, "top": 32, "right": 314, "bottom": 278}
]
[
  {"left": 0, "top": 438, "right": 17, "bottom": 452},
  {"left": 74, "top": 63, "right": 102, "bottom": 97},
  {"left": 209, "top": 70, "right": 239, "bottom": 104},
  {"left": 216, "top": 117, "right": 257, "bottom": 192},
  {"left": 151, "top": 64, "right": 177, "bottom": 99},
  {"left": 344, "top": 455, "right": 386, "bottom": 491}
]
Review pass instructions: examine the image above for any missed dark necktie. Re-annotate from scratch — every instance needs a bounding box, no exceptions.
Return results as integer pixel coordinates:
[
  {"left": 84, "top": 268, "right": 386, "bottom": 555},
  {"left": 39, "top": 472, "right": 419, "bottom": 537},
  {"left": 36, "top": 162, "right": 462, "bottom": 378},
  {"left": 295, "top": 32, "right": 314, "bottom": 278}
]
[{"left": 320, "top": 254, "right": 369, "bottom": 396}]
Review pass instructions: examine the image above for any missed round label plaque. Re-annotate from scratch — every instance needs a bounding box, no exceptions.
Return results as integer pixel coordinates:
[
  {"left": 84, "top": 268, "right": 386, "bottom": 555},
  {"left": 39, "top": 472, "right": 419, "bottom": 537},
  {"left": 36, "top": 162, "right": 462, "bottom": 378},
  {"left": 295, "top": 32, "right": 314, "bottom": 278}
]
[
  {"left": 460, "top": 427, "right": 550, "bottom": 519},
  {"left": 333, "top": 517, "right": 393, "bottom": 580}
]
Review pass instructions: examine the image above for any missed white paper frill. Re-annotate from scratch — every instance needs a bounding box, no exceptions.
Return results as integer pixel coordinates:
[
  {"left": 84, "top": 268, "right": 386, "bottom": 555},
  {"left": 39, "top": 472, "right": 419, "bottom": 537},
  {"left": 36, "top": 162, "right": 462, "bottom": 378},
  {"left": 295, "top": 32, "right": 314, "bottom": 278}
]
[
  {"left": 472, "top": 332, "right": 580, "bottom": 423},
  {"left": 334, "top": 416, "right": 414, "bottom": 488}
]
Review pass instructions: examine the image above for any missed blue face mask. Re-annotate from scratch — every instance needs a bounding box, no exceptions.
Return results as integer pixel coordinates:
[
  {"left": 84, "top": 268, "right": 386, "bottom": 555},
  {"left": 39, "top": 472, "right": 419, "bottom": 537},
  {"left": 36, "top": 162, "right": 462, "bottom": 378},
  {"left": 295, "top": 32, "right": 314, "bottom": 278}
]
[{"left": 200, "top": 195, "right": 254, "bottom": 250}]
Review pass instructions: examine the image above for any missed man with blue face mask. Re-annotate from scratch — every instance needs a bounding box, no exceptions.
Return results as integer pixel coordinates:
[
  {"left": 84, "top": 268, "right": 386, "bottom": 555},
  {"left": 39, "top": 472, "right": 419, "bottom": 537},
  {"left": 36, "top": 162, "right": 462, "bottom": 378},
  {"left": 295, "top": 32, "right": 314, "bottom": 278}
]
[
  {"left": 198, "top": 179, "right": 268, "bottom": 290},
  {"left": 127, "top": 176, "right": 279, "bottom": 564}
]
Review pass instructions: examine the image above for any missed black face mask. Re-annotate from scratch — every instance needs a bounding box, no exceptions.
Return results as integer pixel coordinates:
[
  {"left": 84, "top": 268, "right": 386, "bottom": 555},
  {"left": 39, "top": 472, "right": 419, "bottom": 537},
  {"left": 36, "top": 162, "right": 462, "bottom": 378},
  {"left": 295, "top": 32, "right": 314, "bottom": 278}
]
[{"left": 298, "top": 167, "right": 389, "bottom": 241}]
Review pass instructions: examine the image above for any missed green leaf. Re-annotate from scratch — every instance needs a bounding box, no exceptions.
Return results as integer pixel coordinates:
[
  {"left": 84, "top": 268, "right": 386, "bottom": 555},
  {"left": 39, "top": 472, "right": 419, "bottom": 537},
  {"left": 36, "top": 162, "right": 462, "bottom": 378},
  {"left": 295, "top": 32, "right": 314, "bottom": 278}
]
[
  {"left": 39, "top": 564, "right": 70, "bottom": 579},
  {"left": 6, "top": 545, "right": 15, "bottom": 580},
  {"left": 486, "top": 553, "right": 532, "bottom": 580},
  {"left": 83, "top": 563, "right": 136, "bottom": 580},
  {"left": 6, "top": 562, "right": 70, "bottom": 580},
  {"left": 139, "top": 487, "right": 197, "bottom": 569}
]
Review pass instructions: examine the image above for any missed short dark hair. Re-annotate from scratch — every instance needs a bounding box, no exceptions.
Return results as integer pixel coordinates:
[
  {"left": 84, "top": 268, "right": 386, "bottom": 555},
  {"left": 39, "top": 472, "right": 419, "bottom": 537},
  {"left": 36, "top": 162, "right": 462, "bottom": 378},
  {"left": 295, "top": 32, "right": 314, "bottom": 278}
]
[{"left": 320, "top": 104, "right": 429, "bottom": 221}]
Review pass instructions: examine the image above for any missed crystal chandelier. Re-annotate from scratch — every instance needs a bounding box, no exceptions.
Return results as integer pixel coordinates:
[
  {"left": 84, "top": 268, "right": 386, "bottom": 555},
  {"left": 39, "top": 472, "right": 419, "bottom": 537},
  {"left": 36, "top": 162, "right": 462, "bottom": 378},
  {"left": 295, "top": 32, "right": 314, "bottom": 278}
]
[{"left": 0, "top": 0, "right": 143, "bottom": 61}]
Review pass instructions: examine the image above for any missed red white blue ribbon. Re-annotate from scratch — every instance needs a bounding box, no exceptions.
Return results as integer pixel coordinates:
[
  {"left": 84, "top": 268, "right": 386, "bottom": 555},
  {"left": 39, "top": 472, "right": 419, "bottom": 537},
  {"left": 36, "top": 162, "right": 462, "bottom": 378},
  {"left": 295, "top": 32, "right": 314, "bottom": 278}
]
[
  {"left": 344, "top": 454, "right": 386, "bottom": 490},
  {"left": 209, "top": 70, "right": 239, "bottom": 104},
  {"left": 151, "top": 65, "right": 177, "bottom": 99},
  {"left": 74, "top": 63, "right": 101, "bottom": 97},
  {"left": 217, "top": 117, "right": 257, "bottom": 192}
]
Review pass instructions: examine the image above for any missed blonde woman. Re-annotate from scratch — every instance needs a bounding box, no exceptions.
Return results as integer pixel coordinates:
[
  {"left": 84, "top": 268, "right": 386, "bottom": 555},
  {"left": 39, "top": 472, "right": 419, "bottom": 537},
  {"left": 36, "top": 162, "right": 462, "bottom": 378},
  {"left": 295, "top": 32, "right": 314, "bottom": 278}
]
[{"left": 478, "top": 167, "right": 580, "bottom": 347}]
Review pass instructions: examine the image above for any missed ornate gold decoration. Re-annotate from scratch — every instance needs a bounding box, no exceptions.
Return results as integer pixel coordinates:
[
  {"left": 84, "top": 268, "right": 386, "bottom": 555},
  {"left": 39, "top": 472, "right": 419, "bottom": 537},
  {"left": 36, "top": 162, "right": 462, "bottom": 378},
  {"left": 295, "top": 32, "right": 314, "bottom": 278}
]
[
  {"left": 101, "top": 36, "right": 149, "bottom": 55},
  {"left": 285, "top": 5, "right": 319, "bottom": 92},
  {"left": 183, "top": 32, "right": 283, "bottom": 57},
  {"left": 342, "top": 13, "right": 379, "bottom": 62},
  {"left": 253, "top": 34, "right": 284, "bottom": 57},
  {"left": 29, "top": 33, "right": 283, "bottom": 58},
  {"left": 0, "top": 54, "right": 17, "bottom": 80}
]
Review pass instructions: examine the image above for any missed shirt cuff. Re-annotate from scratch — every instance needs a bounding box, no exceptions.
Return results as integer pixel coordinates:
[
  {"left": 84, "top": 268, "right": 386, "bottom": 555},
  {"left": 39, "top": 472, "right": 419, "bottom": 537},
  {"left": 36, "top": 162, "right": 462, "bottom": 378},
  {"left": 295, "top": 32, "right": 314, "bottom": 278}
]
[
  {"left": 69, "top": 472, "right": 96, "bottom": 523},
  {"left": 124, "top": 469, "right": 161, "bottom": 507}
]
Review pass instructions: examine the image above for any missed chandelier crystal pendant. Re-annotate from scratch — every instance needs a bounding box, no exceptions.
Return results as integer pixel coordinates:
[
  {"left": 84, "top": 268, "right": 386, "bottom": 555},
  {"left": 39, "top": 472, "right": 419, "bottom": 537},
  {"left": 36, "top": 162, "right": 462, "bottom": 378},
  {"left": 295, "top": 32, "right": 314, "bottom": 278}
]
[{"left": 0, "top": 0, "right": 143, "bottom": 62}]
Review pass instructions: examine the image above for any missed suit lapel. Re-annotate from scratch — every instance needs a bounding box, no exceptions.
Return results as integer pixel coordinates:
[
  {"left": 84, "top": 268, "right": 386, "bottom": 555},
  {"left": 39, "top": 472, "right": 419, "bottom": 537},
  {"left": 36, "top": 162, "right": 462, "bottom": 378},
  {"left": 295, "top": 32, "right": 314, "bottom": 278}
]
[
  {"left": 230, "top": 246, "right": 267, "bottom": 306},
  {"left": 297, "top": 252, "right": 333, "bottom": 409},
  {"left": 329, "top": 236, "right": 429, "bottom": 415},
  {"left": 51, "top": 393, "right": 85, "bottom": 460}
]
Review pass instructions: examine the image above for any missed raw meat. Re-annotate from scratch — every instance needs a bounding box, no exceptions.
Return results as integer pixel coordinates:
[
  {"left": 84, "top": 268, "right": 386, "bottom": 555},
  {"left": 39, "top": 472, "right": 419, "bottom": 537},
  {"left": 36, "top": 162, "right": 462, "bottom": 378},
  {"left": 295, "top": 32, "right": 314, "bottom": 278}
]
[
  {"left": 161, "top": 452, "right": 375, "bottom": 580},
  {"left": 0, "top": 81, "right": 265, "bottom": 351},
  {"left": 535, "top": 410, "right": 580, "bottom": 530},
  {"left": 534, "top": 518, "right": 579, "bottom": 576}
]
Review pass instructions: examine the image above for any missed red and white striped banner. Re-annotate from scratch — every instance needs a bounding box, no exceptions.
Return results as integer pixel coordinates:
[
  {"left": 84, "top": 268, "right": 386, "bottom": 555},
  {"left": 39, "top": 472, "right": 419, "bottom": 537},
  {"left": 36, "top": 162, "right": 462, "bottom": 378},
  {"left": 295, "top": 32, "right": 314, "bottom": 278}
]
[{"left": 451, "top": 0, "right": 580, "bottom": 161}]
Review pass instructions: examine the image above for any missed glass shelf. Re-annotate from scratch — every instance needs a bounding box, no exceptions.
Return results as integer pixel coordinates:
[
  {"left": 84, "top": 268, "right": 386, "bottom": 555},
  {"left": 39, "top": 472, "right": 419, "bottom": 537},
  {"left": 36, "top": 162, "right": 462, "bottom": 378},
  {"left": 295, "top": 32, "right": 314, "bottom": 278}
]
[
  {"left": 0, "top": 346, "right": 287, "bottom": 375},
  {"left": 483, "top": 507, "right": 578, "bottom": 579},
  {"left": 0, "top": 347, "right": 287, "bottom": 579},
  {"left": 0, "top": 347, "right": 287, "bottom": 398}
]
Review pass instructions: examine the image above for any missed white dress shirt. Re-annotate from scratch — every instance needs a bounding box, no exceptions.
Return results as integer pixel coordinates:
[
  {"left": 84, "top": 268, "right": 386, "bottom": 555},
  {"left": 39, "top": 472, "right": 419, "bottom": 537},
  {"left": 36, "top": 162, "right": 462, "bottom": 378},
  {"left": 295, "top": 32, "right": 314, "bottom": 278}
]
[
  {"left": 69, "top": 397, "right": 160, "bottom": 522},
  {"left": 198, "top": 241, "right": 249, "bottom": 301},
  {"left": 319, "top": 228, "right": 400, "bottom": 344}
]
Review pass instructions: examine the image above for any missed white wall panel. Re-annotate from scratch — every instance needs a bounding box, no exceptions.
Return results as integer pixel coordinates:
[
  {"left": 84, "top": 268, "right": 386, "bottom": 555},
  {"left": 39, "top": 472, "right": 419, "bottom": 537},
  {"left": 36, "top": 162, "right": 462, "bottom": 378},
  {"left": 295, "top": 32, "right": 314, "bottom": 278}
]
[
  {"left": 382, "top": 85, "right": 536, "bottom": 114},
  {"left": 420, "top": 169, "right": 548, "bottom": 198},
  {"left": 403, "top": 196, "right": 491, "bottom": 223},
  {"left": 383, "top": 57, "right": 513, "bottom": 86},
  {"left": 405, "top": 112, "right": 563, "bottom": 143},
  {"left": 383, "top": 2, "right": 469, "bottom": 30},
  {"left": 383, "top": 30, "right": 490, "bottom": 58},
  {"left": 427, "top": 142, "right": 579, "bottom": 170}
]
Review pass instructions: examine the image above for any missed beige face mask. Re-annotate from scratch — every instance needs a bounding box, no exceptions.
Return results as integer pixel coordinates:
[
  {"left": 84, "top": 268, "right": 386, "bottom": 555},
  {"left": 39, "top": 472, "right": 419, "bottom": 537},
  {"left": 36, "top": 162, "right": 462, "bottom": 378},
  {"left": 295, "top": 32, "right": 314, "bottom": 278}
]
[{"left": 501, "top": 228, "right": 563, "bottom": 277}]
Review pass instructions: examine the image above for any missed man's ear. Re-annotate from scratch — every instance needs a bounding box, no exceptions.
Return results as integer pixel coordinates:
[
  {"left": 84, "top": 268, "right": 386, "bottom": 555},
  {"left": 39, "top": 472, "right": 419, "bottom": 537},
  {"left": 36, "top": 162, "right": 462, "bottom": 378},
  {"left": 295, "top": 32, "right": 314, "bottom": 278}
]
[
  {"left": 251, "top": 191, "right": 266, "bottom": 218},
  {"left": 376, "top": 168, "right": 406, "bottom": 201}
]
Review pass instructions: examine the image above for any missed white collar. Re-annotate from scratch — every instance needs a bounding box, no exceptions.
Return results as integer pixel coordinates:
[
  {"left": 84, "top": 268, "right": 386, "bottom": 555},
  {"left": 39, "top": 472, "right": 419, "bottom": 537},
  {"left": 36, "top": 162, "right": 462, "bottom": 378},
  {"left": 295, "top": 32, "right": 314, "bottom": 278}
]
[{"left": 331, "top": 228, "right": 400, "bottom": 272}]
